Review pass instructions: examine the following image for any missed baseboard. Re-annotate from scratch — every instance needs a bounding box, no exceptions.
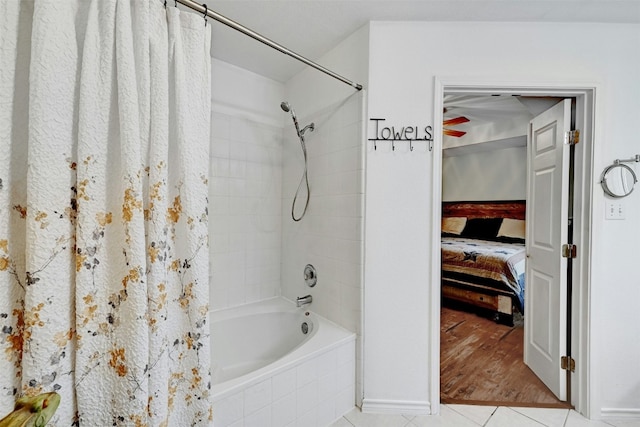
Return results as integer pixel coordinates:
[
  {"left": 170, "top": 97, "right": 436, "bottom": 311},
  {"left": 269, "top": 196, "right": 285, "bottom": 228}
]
[
  {"left": 361, "top": 399, "right": 431, "bottom": 416},
  {"left": 600, "top": 407, "right": 640, "bottom": 419}
]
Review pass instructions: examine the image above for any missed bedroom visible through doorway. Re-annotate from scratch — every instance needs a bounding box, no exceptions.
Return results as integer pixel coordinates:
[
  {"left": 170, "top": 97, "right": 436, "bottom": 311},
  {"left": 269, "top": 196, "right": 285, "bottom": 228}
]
[
  {"left": 438, "top": 92, "right": 576, "bottom": 408},
  {"left": 439, "top": 198, "right": 558, "bottom": 405}
]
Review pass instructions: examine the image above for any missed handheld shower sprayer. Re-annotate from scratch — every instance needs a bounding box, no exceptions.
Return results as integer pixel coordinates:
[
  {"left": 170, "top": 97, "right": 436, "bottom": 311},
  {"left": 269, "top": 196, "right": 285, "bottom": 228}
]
[
  {"left": 280, "top": 101, "right": 294, "bottom": 116},
  {"left": 281, "top": 101, "right": 315, "bottom": 221},
  {"left": 281, "top": 102, "right": 315, "bottom": 137}
]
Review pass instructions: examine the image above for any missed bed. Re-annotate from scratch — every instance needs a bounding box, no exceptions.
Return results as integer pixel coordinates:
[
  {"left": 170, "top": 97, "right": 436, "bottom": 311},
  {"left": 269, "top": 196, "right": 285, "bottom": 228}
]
[{"left": 441, "top": 201, "right": 526, "bottom": 326}]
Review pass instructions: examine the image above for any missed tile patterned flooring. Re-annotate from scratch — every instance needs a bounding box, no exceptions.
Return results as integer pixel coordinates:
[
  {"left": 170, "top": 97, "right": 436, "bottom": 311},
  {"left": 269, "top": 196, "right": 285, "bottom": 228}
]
[{"left": 330, "top": 405, "right": 640, "bottom": 427}]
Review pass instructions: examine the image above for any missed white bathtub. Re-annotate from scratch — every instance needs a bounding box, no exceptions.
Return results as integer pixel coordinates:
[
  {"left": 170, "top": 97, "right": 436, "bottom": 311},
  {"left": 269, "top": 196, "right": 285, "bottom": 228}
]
[
  {"left": 211, "top": 297, "right": 356, "bottom": 427},
  {"left": 211, "top": 302, "right": 318, "bottom": 384}
]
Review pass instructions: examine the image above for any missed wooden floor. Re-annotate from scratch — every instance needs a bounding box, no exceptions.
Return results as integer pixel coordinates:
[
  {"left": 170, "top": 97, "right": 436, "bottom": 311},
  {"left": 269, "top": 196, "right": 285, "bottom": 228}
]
[{"left": 440, "top": 306, "right": 570, "bottom": 408}]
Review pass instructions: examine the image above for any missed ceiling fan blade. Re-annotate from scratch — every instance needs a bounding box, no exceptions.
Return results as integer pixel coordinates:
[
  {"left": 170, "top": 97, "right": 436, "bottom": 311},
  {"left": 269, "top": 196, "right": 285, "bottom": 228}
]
[
  {"left": 443, "top": 129, "right": 467, "bottom": 137},
  {"left": 443, "top": 116, "right": 470, "bottom": 126}
]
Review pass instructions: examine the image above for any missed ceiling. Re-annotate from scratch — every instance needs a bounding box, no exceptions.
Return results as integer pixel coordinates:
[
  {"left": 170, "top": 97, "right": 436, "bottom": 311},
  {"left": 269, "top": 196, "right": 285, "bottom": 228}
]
[
  {"left": 442, "top": 94, "right": 563, "bottom": 152},
  {"left": 203, "top": 0, "right": 640, "bottom": 83}
]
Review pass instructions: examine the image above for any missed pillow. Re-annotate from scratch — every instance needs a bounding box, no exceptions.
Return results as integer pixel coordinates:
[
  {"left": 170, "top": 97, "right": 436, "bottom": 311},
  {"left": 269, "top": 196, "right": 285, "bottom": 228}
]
[
  {"left": 460, "top": 218, "right": 503, "bottom": 240},
  {"left": 497, "top": 218, "right": 526, "bottom": 240},
  {"left": 442, "top": 217, "right": 467, "bottom": 235}
]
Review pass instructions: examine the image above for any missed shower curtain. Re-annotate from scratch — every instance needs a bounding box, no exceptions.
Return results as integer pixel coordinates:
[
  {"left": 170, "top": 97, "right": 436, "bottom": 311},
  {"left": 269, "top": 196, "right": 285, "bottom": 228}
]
[{"left": 0, "top": 1, "right": 211, "bottom": 425}]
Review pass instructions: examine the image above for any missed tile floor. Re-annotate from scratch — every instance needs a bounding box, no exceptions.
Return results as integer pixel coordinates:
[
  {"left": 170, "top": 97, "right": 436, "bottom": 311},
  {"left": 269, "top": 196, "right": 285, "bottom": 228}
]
[{"left": 330, "top": 404, "right": 640, "bottom": 427}]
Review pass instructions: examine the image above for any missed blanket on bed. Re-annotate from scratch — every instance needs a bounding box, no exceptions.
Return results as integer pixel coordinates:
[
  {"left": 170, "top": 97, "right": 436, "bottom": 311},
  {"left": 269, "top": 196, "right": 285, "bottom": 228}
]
[{"left": 441, "top": 236, "right": 526, "bottom": 311}]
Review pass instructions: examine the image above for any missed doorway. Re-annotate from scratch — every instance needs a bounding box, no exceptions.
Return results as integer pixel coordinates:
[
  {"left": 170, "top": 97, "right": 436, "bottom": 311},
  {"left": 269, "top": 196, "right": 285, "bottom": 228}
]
[
  {"left": 439, "top": 94, "right": 568, "bottom": 406},
  {"left": 429, "top": 82, "right": 594, "bottom": 416}
]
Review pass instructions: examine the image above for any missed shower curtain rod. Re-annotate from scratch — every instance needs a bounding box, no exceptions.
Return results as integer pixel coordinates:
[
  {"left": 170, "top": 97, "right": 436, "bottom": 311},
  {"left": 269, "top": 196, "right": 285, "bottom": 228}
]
[{"left": 175, "top": 0, "right": 363, "bottom": 91}]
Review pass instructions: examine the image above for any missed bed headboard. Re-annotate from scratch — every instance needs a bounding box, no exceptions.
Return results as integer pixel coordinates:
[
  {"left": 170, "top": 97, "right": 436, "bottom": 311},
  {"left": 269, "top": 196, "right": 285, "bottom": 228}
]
[{"left": 442, "top": 200, "right": 526, "bottom": 220}]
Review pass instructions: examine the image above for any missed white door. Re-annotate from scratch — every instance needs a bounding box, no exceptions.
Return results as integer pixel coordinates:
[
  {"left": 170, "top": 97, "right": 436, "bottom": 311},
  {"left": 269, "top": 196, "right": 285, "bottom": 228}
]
[{"left": 524, "top": 99, "right": 572, "bottom": 401}]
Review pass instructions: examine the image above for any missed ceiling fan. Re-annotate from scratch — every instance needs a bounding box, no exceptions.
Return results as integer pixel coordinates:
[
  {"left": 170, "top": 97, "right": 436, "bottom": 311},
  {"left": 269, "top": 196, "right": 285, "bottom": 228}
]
[{"left": 443, "top": 115, "right": 469, "bottom": 137}]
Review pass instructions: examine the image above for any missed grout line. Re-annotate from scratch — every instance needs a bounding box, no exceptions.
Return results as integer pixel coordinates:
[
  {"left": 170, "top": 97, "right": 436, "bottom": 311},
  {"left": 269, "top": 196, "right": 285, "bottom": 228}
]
[
  {"left": 482, "top": 406, "right": 500, "bottom": 427},
  {"left": 343, "top": 416, "right": 356, "bottom": 426},
  {"left": 445, "top": 403, "right": 497, "bottom": 426},
  {"left": 512, "top": 407, "right": 558, "bottom": 426},
  {"left": 593, "top": 417, "right": 619, "bottom": 427}
]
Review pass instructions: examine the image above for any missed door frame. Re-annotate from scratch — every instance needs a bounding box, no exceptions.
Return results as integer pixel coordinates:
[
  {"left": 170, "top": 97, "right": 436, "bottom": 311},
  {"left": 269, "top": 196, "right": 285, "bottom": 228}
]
[{"left": 429, "top": 79, "right": 595, "bottom": 417}]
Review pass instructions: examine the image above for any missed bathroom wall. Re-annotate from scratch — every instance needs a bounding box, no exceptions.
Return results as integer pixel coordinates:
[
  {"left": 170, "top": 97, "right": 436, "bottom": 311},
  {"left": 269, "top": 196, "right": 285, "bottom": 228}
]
[
  {"left": 208, "top": 27, "right": 368, "bottom": 321},
  {"left": 442, "top": 146, "right": 527, "bottom": 201},
  {"left": 364, "top": 21, "right": 640, "bottom": 419},
  {"left": 209, "top": 59, "right": 285, "bottom": 311}
]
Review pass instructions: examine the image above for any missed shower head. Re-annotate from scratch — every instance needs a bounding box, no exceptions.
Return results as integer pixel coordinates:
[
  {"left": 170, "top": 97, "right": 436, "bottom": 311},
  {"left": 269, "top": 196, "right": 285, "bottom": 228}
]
[
  {"left": 281, "top": 101, "right": 314, "bottom": 137},
  {"left": 281, "top": 100, "right": 301, "bottom": 137},
  {"left": 280, "top": 101, "right": 296, "bottom": 119},
  {"left": 281, "top": 101, "right": 314, "bottom": 222}
]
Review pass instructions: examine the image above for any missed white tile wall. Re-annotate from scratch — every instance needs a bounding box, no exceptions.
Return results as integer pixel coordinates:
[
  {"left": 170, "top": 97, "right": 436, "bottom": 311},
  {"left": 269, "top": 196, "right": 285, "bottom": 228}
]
[
  {"left": 273, "top": 392, "right": 296, "bottom": 426},
  {"left": 281, "top": 94, "right": 364, "bottom": 328},
  {"left": 213, "top": 391, "right": 244, "bottom": 427},
  {"left": 280, "top": 92, "right": 365, "bottom": 406},
  {"left": 212, "top": 339, "right": 356, "bottom": 427},
  {"left": 209, "top": 112, "right": 283, "bottom": 310}
]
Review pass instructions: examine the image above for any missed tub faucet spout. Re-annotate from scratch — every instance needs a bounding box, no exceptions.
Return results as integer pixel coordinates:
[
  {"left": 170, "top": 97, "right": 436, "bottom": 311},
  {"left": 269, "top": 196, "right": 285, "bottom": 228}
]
[{"left": 296, "top": 294, "right": 312, "bottom": 307}]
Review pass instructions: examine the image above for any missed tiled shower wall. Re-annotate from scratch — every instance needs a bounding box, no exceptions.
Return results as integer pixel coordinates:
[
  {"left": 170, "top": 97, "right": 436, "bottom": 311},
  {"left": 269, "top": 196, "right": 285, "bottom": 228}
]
[
  {"left": 208, "top": 58, "right": 364, "bottom": 406},
  {"left": 281, "top": 93, "right": 364, "bottom": 330},
  {"left": 280, "top": 93, "right": 365, "bottom": 403},
  {"left": 209, "top": 111, "right": 283, "bottom": 311}
]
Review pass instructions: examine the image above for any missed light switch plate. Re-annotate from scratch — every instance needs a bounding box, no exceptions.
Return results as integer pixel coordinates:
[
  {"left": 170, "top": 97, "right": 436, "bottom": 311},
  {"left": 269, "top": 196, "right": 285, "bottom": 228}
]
[{"left": 605, "top": 201, "right": 625, "bottom": 220}]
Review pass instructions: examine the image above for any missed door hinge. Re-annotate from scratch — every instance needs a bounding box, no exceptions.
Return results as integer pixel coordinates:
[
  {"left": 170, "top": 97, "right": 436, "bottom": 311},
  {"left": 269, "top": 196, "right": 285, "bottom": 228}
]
[
  {"left": 561, "top": 356, "right": 576, "bottom": 372},
  {"left": 562, "top": 244, "right": 577, "bottom": 258},
  {"left": 565, "top": 130, "right": 580, "bottom": 145}
]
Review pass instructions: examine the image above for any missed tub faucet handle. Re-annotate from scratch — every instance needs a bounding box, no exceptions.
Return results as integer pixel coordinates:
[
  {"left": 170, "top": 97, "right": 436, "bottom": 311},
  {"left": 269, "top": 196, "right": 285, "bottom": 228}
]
[
  {"left": 296, "top": 294, "right": 312, "bottom": 307},
  {"left": 304, "top": 264, "right": 317, "bottom": 287}
]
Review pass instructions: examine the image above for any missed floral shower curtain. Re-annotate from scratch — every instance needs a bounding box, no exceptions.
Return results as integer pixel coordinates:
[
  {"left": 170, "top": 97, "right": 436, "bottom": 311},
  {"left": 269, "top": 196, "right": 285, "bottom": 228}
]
[{"left": 0, "top": 1, "right": 211, "bottom": 425}]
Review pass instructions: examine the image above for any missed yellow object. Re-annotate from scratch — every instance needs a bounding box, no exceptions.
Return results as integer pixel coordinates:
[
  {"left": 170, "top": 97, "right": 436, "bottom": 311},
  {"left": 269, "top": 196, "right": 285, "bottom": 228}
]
[{"left": 0, "top": 393, "right": 60, "bottom": 427}]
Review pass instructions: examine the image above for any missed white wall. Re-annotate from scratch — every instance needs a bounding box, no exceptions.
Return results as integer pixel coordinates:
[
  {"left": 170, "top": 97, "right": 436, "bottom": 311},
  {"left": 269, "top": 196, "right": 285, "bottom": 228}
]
[
  {"left": 442, "top": 146, "right": 527, "bottom": 201},
  {"left": 364, "top": 21, "right": 640, "bottom": 418},
  {"left": 209, "top": 59, "right": 285, "bottom": 310},
  {"left": 286, "top": 24, "right": 369, "bottom": 119}
]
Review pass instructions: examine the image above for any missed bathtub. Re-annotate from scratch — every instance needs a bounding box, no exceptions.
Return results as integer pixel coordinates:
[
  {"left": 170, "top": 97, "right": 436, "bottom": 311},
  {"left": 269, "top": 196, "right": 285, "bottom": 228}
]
[{"left": 211, "top": 297, "right": 356, "bottom": 427}]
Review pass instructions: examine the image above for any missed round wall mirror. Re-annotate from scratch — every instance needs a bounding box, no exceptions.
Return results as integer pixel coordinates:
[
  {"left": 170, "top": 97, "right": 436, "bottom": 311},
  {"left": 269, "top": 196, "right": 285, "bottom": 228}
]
[{"left": 601, "top": 163, "right": 637, "bottom": 198}]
